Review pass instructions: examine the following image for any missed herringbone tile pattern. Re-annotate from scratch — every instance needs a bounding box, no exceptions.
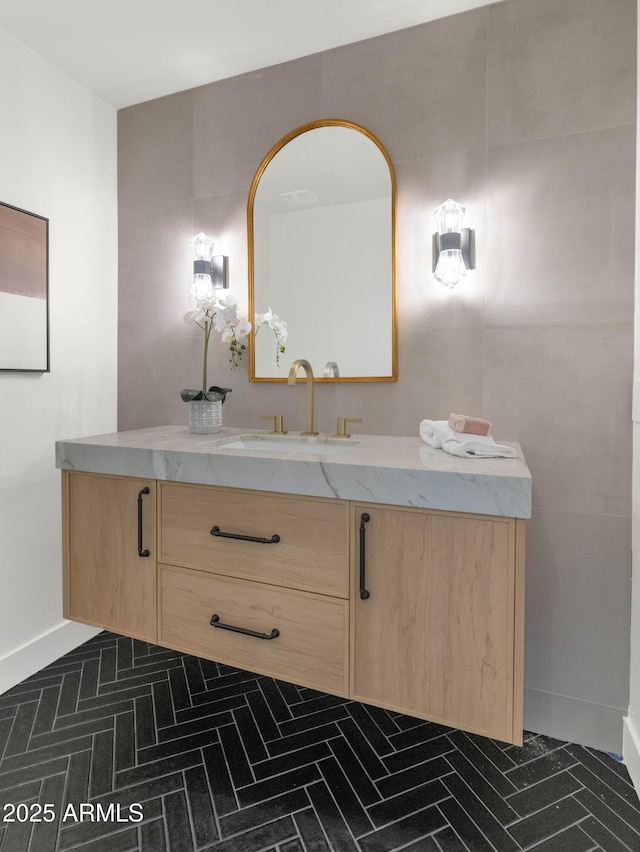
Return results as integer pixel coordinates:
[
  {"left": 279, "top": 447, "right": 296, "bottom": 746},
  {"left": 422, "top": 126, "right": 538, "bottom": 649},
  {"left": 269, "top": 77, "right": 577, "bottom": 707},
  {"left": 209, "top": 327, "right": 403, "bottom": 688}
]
[{"left": 0, "top": 633, "right": 638, "bottom": 851}]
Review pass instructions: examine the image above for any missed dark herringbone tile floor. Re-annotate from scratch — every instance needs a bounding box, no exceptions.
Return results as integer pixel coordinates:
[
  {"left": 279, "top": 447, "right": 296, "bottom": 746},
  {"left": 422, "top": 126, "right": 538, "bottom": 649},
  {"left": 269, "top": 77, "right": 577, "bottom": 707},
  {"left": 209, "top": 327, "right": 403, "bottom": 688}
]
[{"left": 0, "top": 633, "right": 639, "bottom": 852}]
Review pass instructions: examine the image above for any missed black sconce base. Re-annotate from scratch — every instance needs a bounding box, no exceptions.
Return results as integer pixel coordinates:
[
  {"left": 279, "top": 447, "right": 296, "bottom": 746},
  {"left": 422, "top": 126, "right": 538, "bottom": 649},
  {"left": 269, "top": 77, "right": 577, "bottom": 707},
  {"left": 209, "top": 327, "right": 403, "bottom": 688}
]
[{"left": 432, "top": 228, "right": 475, "bottom": 272}]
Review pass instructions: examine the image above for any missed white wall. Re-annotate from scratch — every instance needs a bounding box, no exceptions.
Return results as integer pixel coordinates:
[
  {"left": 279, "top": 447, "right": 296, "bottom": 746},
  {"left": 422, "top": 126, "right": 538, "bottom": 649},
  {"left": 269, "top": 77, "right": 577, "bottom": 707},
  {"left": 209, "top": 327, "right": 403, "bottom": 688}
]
[
  {"left": 0, "top": 27, "right": 117, "bottom": 692},
  {"left": 625, "top": 6, "right": 640, "bottom": 792}
]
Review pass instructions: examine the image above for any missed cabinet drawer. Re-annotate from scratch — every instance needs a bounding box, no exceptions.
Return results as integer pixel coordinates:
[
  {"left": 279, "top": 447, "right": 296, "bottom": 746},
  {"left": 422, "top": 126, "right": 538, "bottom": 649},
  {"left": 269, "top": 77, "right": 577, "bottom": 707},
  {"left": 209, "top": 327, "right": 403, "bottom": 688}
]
[
  {"left": 159, "top": 482, "right": 349, "bottom": 597},
  {"left": 160, "top": 565, "right": 349, "bottom": 696}
]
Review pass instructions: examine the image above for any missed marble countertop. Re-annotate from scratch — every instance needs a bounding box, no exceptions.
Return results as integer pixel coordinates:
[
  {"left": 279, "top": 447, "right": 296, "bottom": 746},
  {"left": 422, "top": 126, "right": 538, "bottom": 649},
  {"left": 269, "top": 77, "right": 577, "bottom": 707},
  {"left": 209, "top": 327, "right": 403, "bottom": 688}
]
[{"left": 55, "top": 425, "right": 532, "bottom": 518}]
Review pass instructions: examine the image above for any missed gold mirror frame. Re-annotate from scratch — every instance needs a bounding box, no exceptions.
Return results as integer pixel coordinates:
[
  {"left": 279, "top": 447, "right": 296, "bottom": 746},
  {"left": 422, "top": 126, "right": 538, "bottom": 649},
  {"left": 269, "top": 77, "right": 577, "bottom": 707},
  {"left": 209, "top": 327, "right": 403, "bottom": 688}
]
[{"left": 247, "top": 119, "right": 397, "bottom": 382}]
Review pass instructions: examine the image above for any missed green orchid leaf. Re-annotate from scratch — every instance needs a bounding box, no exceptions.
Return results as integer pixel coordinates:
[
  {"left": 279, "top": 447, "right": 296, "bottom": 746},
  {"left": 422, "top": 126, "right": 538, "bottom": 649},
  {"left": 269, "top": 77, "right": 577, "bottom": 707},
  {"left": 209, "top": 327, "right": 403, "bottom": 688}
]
[
  {"left": 207, "top": 385, "right": 233, "bottom": 403},
  {"left": 180, "top": 388, "right": 203, "bottom": 402}
]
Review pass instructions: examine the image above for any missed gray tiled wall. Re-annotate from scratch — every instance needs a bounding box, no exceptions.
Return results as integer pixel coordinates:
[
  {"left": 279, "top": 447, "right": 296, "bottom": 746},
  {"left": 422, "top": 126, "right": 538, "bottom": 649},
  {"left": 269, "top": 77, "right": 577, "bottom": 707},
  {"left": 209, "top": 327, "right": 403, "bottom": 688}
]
[{"left": 117, "top": 0, "right": 636, "bottom": 752}]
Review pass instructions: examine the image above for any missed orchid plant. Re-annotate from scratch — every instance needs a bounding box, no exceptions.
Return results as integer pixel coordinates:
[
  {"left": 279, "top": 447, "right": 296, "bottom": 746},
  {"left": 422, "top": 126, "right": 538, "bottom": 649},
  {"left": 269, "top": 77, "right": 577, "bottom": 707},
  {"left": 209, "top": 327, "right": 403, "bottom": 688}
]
[
  {"left": 181, "top": 293, "right": 289, "bottom": 403},
  {"left": 181, "top": 232, "right": 288, "bottom": 404},
  {"left": 181, "top": 293, "right": 249, "bottom": 403}
]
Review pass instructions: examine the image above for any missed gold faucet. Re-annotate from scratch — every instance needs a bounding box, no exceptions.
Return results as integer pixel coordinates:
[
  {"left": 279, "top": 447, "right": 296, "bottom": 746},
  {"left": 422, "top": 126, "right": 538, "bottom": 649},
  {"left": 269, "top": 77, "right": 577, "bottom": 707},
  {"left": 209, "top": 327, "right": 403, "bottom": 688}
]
[
  {"left": 333, "top": 417, "right": 362, "bottom": 438},
  {"left": 287, "top": 359, "right": 318, "bottom": 435},
  {"left": 260, "top": 414, "right": 287, "bottom": 434}
]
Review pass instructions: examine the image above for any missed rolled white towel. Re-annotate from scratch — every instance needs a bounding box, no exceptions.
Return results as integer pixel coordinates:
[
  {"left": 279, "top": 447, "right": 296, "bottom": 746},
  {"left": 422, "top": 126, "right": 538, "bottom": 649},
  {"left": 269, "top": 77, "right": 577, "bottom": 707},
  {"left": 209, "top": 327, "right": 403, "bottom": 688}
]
[
  {"left": 419, "top": 419, "right": 453, "bottom": 448},
  {"left": 419, "top": 419, "right": 516, "bottom": 459}
]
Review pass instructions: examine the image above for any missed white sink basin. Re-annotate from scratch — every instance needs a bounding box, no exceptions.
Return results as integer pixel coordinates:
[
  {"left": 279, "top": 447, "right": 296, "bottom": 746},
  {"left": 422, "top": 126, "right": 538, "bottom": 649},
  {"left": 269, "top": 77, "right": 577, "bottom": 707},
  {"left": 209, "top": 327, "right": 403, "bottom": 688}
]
[{"left": 221, "top": 434, "right": 360, "bottom": 456}]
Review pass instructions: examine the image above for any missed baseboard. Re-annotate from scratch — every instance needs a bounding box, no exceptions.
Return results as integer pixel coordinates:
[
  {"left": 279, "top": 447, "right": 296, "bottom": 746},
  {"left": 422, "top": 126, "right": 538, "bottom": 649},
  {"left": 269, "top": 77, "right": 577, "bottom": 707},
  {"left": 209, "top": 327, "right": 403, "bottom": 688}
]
[
  {"left": 0, "top": 620, "right": 101, "bottom": 695},
  {"left": 524, "top": 687, "right": 626, "bottom": 754},
  {"left": 623, "top": 715, "right": 640, "bottom": 795}
]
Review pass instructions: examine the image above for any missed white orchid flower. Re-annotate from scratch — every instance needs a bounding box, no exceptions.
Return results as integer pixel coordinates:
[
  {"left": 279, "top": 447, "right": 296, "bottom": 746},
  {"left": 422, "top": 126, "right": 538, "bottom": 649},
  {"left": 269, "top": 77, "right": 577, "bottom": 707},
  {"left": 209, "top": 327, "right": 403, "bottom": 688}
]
[
  {"left": 213, "top": 313, "right": 225, "bottom": 332},
  {"left": 220, "top": 306, "right": 238, "bottom": 324},
  {"left": 185, "top": 308, "right": 209, "bottom": 326},
  {"left": 235, "top": 318, "right": 252, "bottom": 340},
  {"left": 217, "top": 293, "right": 238, "bottom": 310},
  {"left": 188, "top": 287, "right": 285, "bottom": 376}
]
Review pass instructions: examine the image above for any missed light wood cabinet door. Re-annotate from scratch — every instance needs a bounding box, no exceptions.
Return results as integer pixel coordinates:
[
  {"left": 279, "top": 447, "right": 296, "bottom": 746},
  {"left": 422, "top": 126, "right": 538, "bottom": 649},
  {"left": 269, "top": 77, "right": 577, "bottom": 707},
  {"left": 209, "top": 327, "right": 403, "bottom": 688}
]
[
  {"left": 62, "top": 471, "right": 157, "bottom": 643},
  {"left": 351, "top": 504, "right": 524, "bottom": 744}
]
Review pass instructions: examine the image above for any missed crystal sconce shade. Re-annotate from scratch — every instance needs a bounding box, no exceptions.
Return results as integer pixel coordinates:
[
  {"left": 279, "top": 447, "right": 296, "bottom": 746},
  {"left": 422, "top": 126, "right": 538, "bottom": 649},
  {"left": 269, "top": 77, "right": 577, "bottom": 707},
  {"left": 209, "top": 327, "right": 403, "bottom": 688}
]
[
  {"left": 432, "top": 199, "right": 475, "bottom": 289},
  {"left": 191, "top": 232, "right": 215, "bottom": 263},
  {"left": 189, "top": 232, "right": 228, "bottom": 306}
]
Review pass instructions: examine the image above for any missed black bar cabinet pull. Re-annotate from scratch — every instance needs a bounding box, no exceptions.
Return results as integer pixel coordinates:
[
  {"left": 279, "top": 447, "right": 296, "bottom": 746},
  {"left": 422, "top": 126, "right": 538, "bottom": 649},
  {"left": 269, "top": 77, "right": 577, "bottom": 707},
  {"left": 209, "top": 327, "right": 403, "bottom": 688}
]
[
  {"left": 359, "top": 512, "right": 371, "bottom": 599},
  {"left": 137, "top": 487, "right": 150, "bottom": 557},
  {"left": 210, "top": 614, "right": 280, "bottom": 640},
  {"left": 210, "top": 526, "right": 280, "bottom": 544}
]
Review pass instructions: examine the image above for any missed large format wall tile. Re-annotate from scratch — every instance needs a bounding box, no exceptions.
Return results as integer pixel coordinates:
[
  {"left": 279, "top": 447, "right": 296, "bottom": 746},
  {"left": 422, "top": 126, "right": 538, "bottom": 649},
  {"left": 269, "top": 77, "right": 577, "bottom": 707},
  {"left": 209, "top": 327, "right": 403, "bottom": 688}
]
[
  {"left": 119, "top": 192, "right": 249, "bottom": 345},
  {"left": 118, "top": 337, "right": 196, "bottom": 432},
  {"left": 484, "top": 322, "right": 633, "bottom": 515},
  {"left": 118, "top": 90, "right": 194, "bottom": 214},
  {"left": 193, "top": 191, "right": 249, "bottom": 304},
  {"left": 221, "top": 380, "right": 301, "bottom": 434},
  {"left": 320, "top": 10, "right": 487, "bottom": 163},
  {"left": 396, "top": 150, "right": 486, "bottom": 331},
  {"left": 192, "top": 54, "right": 323, "bottom": 199},
  {"left": 488, "top": 0, "right": 636, "bottom": 146},
  {"left": 486, "top": 127, "right": 635, "bottom": 326},
  {"left": 392, "top": 326, "right": 484, "bottom": 432},
  {"left": 524, "top": 507, "right": 631, "bottom": 710},
  {"left": 118, "top": 201, "right": 194, "bottom": 340},
  {"left": 308, "top": 326, "right": 485, "bottom": 437}
]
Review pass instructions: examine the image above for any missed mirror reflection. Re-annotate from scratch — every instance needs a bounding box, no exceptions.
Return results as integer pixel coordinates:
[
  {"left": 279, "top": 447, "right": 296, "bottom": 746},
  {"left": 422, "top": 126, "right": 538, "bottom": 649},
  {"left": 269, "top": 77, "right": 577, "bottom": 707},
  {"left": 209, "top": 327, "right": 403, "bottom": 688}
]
[{"left": 248, "top": 120, "right": 397, "bottom": 381}]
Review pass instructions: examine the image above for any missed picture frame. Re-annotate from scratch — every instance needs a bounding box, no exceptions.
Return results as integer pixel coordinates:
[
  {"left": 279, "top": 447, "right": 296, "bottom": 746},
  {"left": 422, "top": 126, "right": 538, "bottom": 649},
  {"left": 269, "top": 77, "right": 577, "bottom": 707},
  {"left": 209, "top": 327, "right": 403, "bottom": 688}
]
[{"left": 0, "top": 200, "right": 49, "bottom": 373}]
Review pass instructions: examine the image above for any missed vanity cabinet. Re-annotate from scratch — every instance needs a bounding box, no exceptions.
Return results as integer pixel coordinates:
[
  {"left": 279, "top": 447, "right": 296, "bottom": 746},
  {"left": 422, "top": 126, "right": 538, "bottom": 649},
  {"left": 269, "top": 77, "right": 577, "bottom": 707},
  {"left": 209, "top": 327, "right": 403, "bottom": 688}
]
[
  {"left": 351, "top": 503, "right": 525, "bottom": 744},
  {"left": 61, "top": 470, "right": 524, "bottom": 744},
  {"left": 62, "top": 472, "right": 157, "bottom": 643}
]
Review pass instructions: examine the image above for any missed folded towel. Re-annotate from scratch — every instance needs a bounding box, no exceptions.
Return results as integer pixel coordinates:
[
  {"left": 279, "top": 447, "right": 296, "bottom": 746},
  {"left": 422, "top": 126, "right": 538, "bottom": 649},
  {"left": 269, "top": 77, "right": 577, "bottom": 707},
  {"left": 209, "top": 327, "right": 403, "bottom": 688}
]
[
  {"left": 419, "top": 419, "right": 516, "bottom": 459},
  {"left": 420, "top": 420, "right": 456, "bottom": 448}
]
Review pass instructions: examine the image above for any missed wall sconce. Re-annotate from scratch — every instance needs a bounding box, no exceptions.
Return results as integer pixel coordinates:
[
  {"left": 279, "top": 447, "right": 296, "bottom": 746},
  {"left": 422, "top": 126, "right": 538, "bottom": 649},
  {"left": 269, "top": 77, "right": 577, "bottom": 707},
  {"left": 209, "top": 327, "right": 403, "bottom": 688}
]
[
  {"left": 432, "top": 199, "right": 475, "bottom": 288},
  {"left": 189, "top": 232, "right": 228, "bottom": 306}
]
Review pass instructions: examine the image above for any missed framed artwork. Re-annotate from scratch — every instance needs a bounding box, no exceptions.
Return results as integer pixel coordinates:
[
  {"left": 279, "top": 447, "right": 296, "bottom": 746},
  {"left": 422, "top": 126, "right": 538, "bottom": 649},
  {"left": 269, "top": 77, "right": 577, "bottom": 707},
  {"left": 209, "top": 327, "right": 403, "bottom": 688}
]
[{"left": 0, "top": 201, "right": 49, "bottom": 372}]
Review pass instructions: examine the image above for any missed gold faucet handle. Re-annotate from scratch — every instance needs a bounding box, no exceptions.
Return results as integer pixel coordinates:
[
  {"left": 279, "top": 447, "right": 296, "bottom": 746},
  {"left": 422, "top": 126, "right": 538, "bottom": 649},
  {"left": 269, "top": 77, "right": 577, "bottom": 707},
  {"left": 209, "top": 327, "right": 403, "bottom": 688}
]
[
  {"left": 260, "top": 414, "right": 288, "bottom": 435},
  {"left": 333, "top": 417, "right": 362, "bottom": 438}
]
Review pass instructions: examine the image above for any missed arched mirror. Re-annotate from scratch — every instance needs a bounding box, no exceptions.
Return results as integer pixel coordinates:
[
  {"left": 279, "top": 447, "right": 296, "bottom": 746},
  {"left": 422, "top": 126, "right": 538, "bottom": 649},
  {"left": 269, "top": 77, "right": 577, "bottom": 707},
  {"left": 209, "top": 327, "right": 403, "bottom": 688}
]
[{"left": 248, "top": 120, "right": 397, "bottom": 381}]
